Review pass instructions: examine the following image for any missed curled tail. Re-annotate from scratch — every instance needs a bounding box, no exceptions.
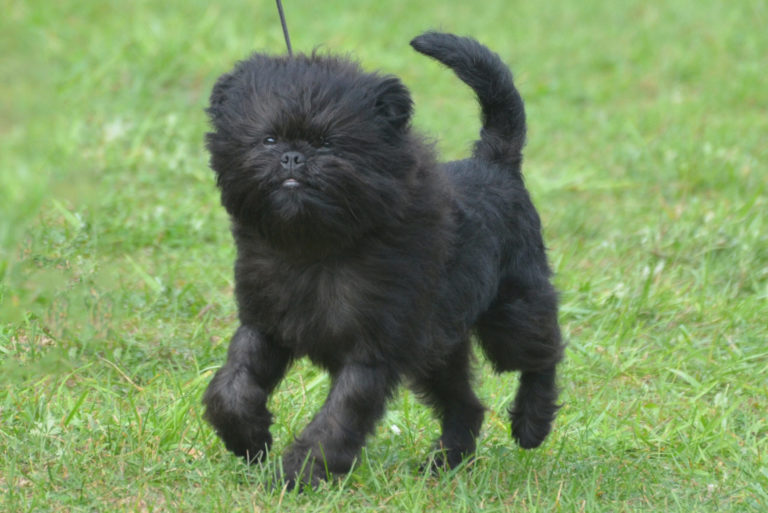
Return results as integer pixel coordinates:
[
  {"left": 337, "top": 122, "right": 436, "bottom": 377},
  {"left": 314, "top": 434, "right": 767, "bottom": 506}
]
[{"left": 410, "top": 32, "right": 526, "bottom": 170}]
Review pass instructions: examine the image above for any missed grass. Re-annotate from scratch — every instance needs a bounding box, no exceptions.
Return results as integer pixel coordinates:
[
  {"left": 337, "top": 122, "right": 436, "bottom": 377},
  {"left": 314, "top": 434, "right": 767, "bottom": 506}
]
[{"left": 1, "top": 0, "right": 766, "bottom": 511}]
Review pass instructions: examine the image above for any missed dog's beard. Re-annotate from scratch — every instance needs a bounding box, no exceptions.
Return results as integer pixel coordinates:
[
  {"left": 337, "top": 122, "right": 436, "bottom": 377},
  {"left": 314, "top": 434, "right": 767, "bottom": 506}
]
[{"left": 218, "top": 149, "right": 408, "bottom": 252}]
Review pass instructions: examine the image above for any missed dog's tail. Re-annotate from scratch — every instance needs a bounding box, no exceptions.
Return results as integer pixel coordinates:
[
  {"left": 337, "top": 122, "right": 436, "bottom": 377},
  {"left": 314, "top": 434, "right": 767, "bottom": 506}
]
[{"left": 410, "top": 32, "right": 526, "bottom": 170}]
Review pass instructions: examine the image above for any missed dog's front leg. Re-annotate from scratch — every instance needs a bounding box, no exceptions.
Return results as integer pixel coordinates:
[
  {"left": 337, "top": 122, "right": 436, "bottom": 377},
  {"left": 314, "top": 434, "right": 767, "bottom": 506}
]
[
  {"left": 203, "top": 324, "right": 292, "bottom": 463},
  {"left": 281, "top": 361, "right": 398, "bottom": 490}
]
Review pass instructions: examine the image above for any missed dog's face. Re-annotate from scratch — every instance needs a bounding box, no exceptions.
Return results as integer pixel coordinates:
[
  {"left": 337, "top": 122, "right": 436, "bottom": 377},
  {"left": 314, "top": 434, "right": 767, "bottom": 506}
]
[{"left": 206, "top": 54, "right": 419, "bottom": 250}]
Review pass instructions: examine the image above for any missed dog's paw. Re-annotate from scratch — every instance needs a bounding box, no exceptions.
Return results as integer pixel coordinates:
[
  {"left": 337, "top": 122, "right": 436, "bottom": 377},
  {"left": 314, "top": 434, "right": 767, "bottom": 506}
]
[
  {"left": 510, "top": 410, "right": 552, "bottom": 449},
  {"left": 420, "top": 440, "right": 476, "bottom": 475},
  {"left": 220, "top": 424, "right": 272, "bottom": 463},
  {"left": 205, "top": 401, "right": 272, "bottom": 462},
  {"left": 202, "top": 371, "right": 273, "bottom": 462},
  {"left": 280, "top": 446, "right": 328, "bottom": 491}
]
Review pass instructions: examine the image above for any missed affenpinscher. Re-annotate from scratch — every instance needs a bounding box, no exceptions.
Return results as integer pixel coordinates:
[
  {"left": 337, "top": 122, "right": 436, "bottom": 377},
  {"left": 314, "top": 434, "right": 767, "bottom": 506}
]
[{"left": 202, "top": 32, "right": 564, "bottom": 489}]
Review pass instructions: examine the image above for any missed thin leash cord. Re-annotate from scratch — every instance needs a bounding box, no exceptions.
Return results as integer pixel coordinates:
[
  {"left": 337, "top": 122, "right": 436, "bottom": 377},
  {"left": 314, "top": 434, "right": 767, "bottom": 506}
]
[{"left": 275, "top": 0, "right": 293, "bottom": 56}]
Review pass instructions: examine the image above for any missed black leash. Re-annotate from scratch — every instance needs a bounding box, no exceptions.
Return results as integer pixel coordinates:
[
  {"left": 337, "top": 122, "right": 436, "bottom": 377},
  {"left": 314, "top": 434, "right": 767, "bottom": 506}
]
[{"left": 275, "top": 0, "right": 293, "bottom": 56}]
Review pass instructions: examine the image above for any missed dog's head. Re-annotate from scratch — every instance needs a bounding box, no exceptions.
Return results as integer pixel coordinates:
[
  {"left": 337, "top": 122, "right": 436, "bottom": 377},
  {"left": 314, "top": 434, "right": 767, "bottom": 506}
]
[{"left": 206, "top": 52, "right": 421, "bottom": 251}]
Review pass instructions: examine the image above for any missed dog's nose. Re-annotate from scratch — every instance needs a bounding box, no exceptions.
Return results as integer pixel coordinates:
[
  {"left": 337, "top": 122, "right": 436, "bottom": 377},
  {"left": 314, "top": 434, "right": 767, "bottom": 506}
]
[{"left": 280, "top": 151, "right": 306, "bottom": 170}]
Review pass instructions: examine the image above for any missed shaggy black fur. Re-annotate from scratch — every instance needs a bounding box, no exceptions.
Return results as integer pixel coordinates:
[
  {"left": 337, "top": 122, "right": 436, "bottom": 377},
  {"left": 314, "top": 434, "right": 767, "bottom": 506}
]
[{"left": 202, "top": 32, "right": 564, "bottom": 489}]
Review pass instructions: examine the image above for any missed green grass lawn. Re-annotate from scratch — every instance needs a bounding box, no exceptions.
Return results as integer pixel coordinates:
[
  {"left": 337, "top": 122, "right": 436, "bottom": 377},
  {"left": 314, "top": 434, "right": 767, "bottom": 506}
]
[{"left": 2, "top": 0, "right": 766, "bottom": 511}]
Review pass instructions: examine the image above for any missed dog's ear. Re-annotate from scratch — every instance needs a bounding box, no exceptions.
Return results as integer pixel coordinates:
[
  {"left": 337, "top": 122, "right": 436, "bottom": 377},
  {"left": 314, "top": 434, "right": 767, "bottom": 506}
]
[
  {"left": 207, "top": 72, "right": 238, "bottom": 121},
  {"left": 373, "top": 76, "right": 413, "bottom": 132}
]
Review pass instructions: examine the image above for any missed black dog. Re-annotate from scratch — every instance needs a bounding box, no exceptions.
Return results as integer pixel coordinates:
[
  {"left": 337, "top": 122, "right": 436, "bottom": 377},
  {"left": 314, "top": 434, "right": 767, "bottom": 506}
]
[{"left": 202, "top": 32, "right": 563, "bottom": 489}]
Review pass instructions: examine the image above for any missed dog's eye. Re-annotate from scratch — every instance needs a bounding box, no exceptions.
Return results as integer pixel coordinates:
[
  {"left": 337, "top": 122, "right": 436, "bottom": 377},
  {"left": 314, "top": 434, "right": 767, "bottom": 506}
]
[
  {"left": 318, "top": 138, "right": 332, "bottom": 150},
  {"left": 263, "top": 136, "right": 277, "bottom": 145}
]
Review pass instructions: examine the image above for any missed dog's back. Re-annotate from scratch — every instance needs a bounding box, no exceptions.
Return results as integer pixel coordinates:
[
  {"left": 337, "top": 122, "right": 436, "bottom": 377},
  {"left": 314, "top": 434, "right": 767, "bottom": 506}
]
[
  {"left": 414, "top": 32, "right": 563, "bottom": 449},
  {"left": 412, "top": 33, "right": 550, "bottom": 318}
]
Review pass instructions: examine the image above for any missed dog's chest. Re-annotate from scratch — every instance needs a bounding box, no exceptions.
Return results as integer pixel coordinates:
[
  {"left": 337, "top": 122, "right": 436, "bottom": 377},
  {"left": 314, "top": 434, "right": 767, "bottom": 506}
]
[{"left": 237, "top": 257, "right": 368, "bottom": 356}]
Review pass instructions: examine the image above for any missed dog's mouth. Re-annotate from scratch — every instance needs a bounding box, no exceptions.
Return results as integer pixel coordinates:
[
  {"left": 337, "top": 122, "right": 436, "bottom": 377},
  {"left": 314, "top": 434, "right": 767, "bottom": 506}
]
[{"left": 282, "top": 178, "right": 301, "bottom": 189}]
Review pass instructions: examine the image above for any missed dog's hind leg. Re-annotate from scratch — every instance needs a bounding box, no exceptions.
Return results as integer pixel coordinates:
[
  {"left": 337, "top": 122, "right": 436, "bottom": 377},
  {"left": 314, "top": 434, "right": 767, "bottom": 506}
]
[
  {"left": 475, "top": 280, "right": 563, "bottom": 449},
  {"left": 413, "top": 338, "right": 485, "bottom": 470}
]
